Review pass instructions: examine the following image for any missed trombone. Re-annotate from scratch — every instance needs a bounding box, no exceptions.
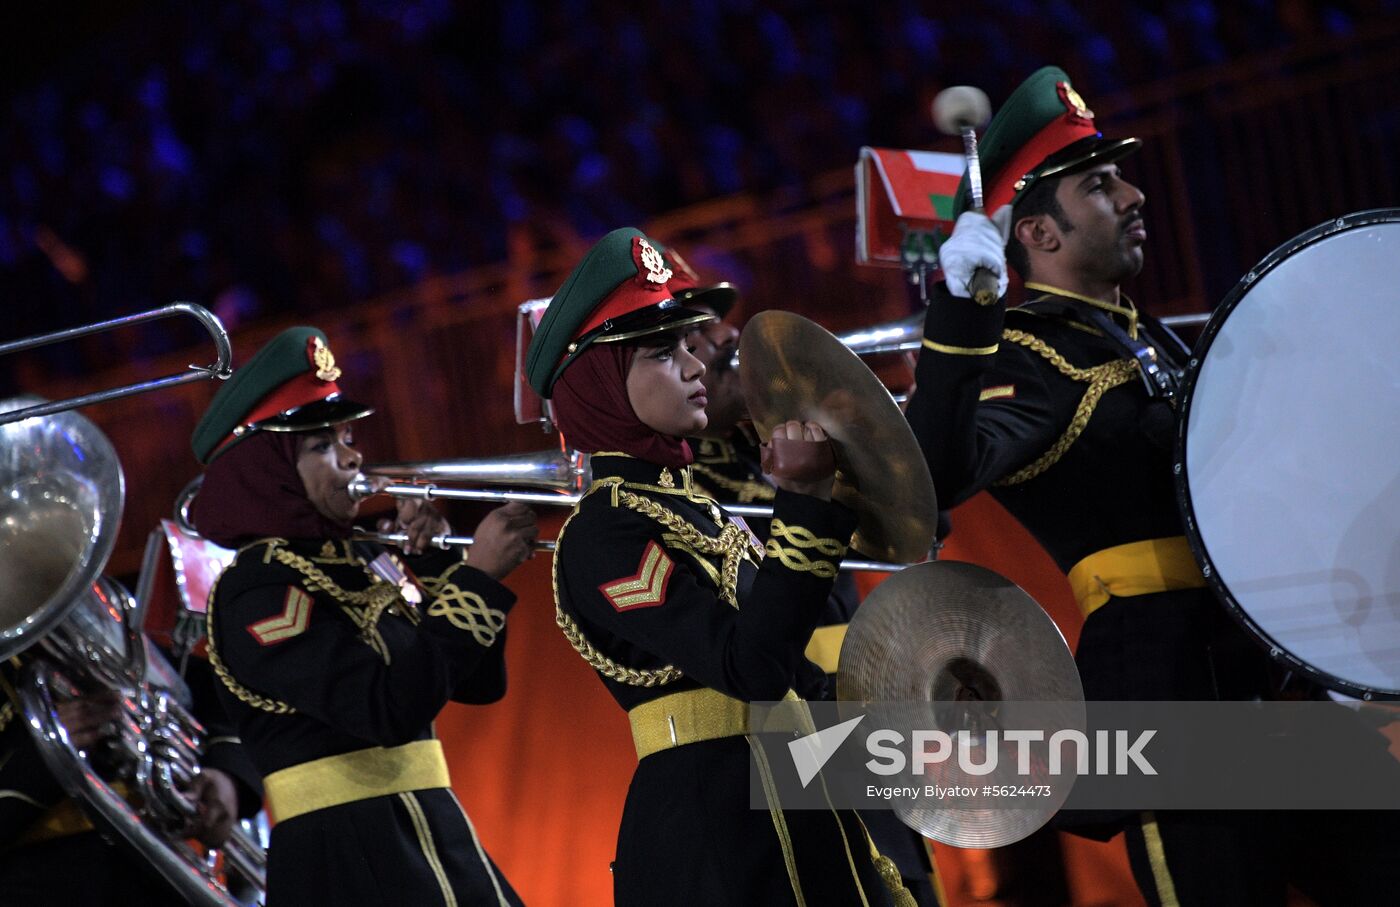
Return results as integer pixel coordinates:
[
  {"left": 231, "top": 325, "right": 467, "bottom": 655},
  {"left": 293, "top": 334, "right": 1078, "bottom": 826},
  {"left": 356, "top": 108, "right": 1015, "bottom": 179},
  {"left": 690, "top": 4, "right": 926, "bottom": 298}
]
[
  {"left": 0, "top": 302, "right": 233, "bottom": 425},
  {"left": 175, "top": 450, "right": 905, "bottom": 572}
]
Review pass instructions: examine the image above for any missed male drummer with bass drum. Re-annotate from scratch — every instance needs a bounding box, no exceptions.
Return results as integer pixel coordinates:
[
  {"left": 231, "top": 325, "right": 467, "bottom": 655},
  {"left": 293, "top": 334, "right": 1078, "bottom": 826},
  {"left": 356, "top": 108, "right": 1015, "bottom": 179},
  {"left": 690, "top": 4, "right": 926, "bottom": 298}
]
[{"left": 905, "top": 65, "right": 1398, "bottom": 905}]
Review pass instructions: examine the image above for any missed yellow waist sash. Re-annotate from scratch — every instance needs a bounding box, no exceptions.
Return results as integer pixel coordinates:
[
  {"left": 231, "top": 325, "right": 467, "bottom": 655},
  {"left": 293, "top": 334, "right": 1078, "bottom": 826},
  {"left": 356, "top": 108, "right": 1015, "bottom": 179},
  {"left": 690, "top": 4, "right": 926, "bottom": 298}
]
[
  {"left": 627, "top": 688, "right": 807, "bottom": 761},
  {"left": 263, "top": 739, "right": 451, "bottom": 823},
  {"left": 14, "top": 781, "right": 134, "bottom": 847},
  {"left": 1068, "top": 536, "right": 1206, "bottom": 617},
  {"left": 804, "top": 623, "right": 849, "bottom": 674}
]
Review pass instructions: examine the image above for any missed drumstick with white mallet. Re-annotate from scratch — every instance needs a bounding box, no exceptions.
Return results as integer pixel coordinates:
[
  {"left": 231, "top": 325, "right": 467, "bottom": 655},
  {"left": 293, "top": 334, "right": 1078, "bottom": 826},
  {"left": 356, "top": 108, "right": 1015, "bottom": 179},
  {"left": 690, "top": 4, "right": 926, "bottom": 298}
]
[{"left": 932, "top": 85, "right": 999, "bottom": 306}]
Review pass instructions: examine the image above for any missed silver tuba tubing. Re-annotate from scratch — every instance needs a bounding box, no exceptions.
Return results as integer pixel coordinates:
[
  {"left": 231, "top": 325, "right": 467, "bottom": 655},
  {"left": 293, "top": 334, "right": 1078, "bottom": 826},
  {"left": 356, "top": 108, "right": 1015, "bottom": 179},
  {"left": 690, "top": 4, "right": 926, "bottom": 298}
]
[{"left": 19, "top": 659, "right": 265, "bottom": 906}]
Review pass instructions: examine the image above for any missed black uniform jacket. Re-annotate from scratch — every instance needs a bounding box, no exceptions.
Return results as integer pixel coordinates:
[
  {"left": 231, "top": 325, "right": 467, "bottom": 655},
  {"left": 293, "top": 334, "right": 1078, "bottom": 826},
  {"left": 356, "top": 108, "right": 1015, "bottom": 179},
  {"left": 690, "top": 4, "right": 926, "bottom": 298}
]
[
  {"left": 207, "top": 536, "right": 523, "bottom": 906},
  {"left": 553, "top": 453, "right": 895, "bottom": 907},
  {"left": 905, "top": 285, "right": 1270, "bottom": 704}
]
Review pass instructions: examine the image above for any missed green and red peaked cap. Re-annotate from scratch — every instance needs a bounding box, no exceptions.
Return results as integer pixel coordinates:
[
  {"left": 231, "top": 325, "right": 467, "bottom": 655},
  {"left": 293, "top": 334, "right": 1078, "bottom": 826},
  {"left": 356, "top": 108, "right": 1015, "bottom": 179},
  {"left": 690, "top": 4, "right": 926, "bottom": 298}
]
[
  {"left": 525, "top": 227, "right": 716, "bottom": 398},
  {"left": 657, "top": 243, "right": 739, "bottom": 319},
  {"left": 191, "top": 326, "right": 373, "bottom": 464},
  {"left": 953, "top": 66, "right": 1141, "bottom": 218}
]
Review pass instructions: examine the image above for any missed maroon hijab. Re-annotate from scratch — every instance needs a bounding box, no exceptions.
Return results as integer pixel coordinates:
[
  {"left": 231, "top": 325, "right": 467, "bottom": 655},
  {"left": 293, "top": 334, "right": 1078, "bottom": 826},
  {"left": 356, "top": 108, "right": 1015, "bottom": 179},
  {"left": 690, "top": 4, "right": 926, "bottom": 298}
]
[
  {"left": 191, "top": 431, "right": 353, "bottom": 549},
  {"left": 551, "top": 343, "right": 693, "bottom": 469}
]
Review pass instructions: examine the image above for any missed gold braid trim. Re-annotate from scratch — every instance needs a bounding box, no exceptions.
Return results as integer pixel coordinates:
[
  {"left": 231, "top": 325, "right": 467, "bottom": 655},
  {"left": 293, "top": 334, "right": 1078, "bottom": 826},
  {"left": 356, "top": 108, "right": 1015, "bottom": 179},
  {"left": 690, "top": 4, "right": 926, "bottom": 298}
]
[
  {"left": 207, "top": 539, "right": 297, "bottom": 714},
  {"left": 554, "top": 483, "right": 685, "bottom": 687},
  {"left": 690, "top": 463, "right": 776, "bottom": 503},
  {"left": 661, "top": 532, "right": 725, "bottom": 590},
  {"left": 553, "top": 481, "right": 764, "bottom": 687},
  {"left": 207, "top": 539, "right": 415, "bottom": 713},
  {"left": 993, "top": 329, "right": 1139, "bottom": 486},
  {"left": 0, "top": 699, "right": 14, "bottom": 733},
  {"left": 269, "top": 548, "right": 404, "bottom": 663},
  {"left": 763, "top": 518, "right": 845, "bottom": 579},
  {"left": 770, "top": 519, "right": 845, "bottom": 555},
  {"left": 616, "top": 489, "right": 762, "bottom": 608},
  {"left": 763, "top": 541, "right": 839, "bottom": 578}
]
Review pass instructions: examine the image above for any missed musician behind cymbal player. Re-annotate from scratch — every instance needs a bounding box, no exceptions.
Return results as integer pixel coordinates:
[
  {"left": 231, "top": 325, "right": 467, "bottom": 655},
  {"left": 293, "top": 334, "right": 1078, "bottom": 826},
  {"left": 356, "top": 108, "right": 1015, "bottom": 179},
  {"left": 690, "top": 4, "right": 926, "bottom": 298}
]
[
  {"left": 187, "top": 326, "right": 536, "bottom": 906},
  {"left": 905, "top": 65, "right": 1399, "bottom": 905},
  {"left": 0, "top": 655, "right": 262, "bottom": 904},
  {"left": 658, "top": 242, "right": 945, "bottom": 907}
]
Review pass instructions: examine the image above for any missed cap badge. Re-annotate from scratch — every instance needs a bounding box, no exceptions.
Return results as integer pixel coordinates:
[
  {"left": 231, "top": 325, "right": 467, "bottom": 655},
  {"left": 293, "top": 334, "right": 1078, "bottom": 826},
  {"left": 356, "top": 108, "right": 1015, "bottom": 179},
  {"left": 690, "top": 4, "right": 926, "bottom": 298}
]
[
  {"left": 636, "top": 238, "right": 673, "bottom": 286},
  {"left": 309, "top": 336, "right": 342, "bottom": 382},
  {"left": 1057, "top": 82, "right": 1094, "bottom": 124}
]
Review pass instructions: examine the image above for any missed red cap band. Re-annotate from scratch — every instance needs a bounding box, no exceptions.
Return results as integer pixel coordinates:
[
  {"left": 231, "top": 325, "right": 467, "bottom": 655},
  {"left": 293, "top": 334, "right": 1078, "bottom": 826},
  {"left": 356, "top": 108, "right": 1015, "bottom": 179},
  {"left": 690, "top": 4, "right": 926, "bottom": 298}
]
[
  {"left": 984, "top": 116, "right": 1100, "bottom": 213},
  {"left": 209, "top": 371, "right": 342, "bottom": 457}
]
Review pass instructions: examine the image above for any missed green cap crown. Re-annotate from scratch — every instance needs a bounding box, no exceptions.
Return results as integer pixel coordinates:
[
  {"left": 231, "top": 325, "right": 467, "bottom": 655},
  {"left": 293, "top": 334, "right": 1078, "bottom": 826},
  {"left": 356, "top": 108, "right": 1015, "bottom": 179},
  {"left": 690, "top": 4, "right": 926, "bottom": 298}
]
[
  {"left": 524, "top": 227, "right": 712, "bottom": 398},
  {"left": 953, "top": 66, "right": 1140, "bottom": 217},
  {"left": 192, "top": 326, "right": 371, "bottom": 464}
]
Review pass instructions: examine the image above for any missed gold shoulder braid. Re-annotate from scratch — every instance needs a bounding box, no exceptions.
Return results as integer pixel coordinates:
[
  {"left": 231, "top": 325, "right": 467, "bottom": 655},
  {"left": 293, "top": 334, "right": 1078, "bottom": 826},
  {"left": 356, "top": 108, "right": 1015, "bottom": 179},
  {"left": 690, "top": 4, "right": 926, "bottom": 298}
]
[
  {"left": 554, "top": 483, "right": 684, "bottom": 686},
  {"left": 207, "top": 539, "right": 297, "bottom": 714},
  {"left": 763, "top": 518, "right": 845, "bottom": 579},
  {"left": 690, "top": 462, "right": 777, "bottom": 503},
  {"left": 994, "top": 329, "right": 1138, "bottom": 486}
]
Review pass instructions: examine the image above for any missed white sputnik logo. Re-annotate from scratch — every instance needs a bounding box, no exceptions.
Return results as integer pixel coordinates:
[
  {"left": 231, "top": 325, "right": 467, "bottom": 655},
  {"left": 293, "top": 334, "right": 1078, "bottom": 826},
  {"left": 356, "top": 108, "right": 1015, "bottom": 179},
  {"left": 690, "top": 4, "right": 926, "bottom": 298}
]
[{"left": 789, "top": 715, "right": 865, "bottom": 788}]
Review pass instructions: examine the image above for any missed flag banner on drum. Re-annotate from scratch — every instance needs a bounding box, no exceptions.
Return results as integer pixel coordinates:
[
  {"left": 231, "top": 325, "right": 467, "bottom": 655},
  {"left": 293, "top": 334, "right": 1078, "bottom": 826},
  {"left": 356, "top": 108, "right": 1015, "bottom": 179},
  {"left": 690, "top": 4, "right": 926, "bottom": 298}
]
[
  {"left": 746, "top": 699, "right": 1400, "bottom": 847},
  {"left": 856, "top": 147, "right": 963, "bottom": 267}
]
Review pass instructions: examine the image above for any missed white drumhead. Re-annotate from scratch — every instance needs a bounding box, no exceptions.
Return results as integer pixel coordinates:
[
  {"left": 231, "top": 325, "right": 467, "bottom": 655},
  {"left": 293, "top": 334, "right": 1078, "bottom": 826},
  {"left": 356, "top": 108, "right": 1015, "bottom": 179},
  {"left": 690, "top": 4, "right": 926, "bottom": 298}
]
[{"left": 1184, "top": 217, "right": 1400, "bottom": 694}]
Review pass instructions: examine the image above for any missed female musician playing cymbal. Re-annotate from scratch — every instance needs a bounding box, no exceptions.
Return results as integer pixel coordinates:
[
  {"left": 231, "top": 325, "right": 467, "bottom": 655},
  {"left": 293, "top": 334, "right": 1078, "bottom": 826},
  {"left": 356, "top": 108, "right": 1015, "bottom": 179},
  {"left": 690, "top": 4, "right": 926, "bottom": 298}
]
[
  {"left": 525, "top": 228, "right": 912, "bottom": 907},
  {"left": 190, "top": 326, "right": 535, "bottom": 906}
]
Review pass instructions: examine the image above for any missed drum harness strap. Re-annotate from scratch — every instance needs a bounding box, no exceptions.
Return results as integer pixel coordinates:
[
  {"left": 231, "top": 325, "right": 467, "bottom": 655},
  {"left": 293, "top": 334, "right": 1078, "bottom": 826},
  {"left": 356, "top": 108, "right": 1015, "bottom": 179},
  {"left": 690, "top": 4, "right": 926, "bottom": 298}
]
[{"left": 1021, "top": 290, "right": 1190, "bottom": 400}]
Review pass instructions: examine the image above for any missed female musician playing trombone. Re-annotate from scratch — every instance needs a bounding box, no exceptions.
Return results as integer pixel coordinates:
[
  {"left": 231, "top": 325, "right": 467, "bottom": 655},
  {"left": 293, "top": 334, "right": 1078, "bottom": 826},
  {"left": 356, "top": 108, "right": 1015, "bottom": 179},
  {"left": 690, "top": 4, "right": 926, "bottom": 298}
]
[
  {"left": 189, "top": 326, "right": 535, "bottom": 906},
  {"left": 525, "top": 228, "right": 908, "bottom": 907}
]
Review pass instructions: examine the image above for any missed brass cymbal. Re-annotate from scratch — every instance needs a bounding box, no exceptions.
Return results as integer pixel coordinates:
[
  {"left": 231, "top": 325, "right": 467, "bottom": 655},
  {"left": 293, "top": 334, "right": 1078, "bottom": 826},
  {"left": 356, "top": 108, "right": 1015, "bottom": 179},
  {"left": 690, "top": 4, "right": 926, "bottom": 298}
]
[
  {"left": 738, "top": 310, "right": 937, "bottom": 562},
  {"left": 837, "top": 561, "right": 1085, "bottom": 848}
]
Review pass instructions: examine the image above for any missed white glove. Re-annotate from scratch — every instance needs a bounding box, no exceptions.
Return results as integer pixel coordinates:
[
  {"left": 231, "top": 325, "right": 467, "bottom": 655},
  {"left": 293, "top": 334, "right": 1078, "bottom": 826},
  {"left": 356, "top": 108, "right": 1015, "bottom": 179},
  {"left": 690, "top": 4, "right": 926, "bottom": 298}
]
[{"left": 939, "top": 207, "right": 1013, "bottom": 299}]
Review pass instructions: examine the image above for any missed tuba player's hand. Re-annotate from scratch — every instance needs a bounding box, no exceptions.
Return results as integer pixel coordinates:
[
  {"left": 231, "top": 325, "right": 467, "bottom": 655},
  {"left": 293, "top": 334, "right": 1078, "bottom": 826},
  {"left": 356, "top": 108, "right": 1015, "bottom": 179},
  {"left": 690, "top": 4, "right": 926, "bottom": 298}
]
[
  {"left": 183, "top": 768, "right": 239, "bottom": 848},
  {"left": 54, "top": 689, "right": 121, "bottom": 751}
]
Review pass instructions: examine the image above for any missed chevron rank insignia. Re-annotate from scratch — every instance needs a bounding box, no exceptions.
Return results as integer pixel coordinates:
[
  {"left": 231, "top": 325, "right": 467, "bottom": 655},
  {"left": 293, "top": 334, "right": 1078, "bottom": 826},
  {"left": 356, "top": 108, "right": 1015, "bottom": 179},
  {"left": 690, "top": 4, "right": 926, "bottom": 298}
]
[
  {"left": 247, "top": 587, "right": 315, "bottom": 645},
  {"left": 599, "top": 542, "right": 675, "bottom": 611},
  {"left": 979, "top": 383, "right": 1016, "bottom": 402}
]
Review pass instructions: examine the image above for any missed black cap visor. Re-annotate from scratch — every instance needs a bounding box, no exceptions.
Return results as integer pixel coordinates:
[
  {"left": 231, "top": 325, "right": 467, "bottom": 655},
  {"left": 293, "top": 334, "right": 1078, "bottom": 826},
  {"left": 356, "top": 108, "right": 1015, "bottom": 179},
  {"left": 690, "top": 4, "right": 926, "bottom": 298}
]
[
  {"left": 1033, "top": 136, "right": 1142, "bottom": 184},
  {"left": 253, "top": 395, "right": 376, "bottom": 433},
  {"left": 671, "top": 282, "right": 739, "bottom": 319},
  {"left": 545, "top": 299, "right": 716, "bottom": 394}
]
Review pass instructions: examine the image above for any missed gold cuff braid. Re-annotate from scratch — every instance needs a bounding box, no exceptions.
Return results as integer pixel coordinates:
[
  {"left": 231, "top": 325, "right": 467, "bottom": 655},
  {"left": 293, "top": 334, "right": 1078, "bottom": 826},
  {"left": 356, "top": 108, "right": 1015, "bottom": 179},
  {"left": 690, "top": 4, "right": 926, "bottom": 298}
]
[{"left": 690, "top": 463, "right": 776, "bottom": 503}]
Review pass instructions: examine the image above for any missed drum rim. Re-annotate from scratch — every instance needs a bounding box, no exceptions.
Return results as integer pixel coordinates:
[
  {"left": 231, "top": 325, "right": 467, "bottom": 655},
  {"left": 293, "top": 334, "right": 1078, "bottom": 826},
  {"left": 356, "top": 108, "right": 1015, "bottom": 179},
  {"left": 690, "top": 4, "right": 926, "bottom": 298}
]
[{"left": 1173, "top": 208, "right": 1400, "bottom": 701}]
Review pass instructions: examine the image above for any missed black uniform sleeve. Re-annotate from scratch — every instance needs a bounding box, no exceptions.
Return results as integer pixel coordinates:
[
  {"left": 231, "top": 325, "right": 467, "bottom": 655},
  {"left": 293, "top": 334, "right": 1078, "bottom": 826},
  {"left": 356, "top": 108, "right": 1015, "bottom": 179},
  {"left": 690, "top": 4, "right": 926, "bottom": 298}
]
[
  {"left": 905, "top": 285, "right": 1061, "bottom": 506},
  {"left": 180, "top": 654, "right": 264, "bottom": 818},
  {"left": 563, "top": 490, "right": 856, "bottom": 702},
  {"left": 407, "top": 553, "right": 515, "bottom": 707},
  {"left": 213, "top": 551, "right": 515, "bottom": 747}
]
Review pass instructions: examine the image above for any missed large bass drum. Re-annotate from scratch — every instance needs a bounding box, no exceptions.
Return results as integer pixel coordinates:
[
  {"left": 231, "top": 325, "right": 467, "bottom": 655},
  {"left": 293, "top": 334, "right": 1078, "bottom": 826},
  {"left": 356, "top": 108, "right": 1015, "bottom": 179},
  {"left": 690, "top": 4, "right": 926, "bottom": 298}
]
[{"left": 1175, "top": 209, "right": 1400, "bottom": 700}]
